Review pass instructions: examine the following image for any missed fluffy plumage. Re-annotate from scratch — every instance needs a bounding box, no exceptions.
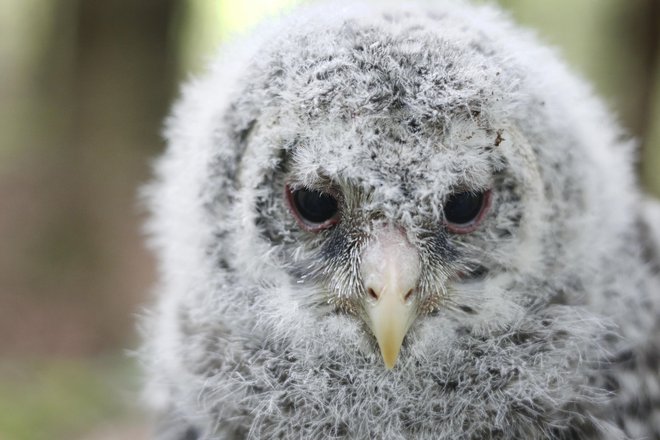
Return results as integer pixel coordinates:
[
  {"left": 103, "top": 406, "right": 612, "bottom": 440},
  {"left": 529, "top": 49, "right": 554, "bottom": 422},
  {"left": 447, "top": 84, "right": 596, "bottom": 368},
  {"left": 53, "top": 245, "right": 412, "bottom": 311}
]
[{"left": 141, "top": 2, "right": 660, "bottom": 439}]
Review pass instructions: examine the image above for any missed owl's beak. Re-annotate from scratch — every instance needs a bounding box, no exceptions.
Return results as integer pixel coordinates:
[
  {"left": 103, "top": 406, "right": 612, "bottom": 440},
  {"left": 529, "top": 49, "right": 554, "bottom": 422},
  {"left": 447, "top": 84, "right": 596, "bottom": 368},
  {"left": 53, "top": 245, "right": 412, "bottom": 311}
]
[{"left": 361, "top": 227, "right": 421, "bottom": 369}]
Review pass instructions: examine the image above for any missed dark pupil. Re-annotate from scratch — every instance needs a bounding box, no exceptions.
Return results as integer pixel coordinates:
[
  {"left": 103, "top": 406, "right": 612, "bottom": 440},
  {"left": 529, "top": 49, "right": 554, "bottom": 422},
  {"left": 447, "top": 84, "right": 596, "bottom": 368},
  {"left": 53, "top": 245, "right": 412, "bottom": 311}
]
[
  {"left": 293, "top": 189, "right": 338, "bottom": 224},
  {"left": 444, "top": 191, "right": 484, "bottom": 225}
]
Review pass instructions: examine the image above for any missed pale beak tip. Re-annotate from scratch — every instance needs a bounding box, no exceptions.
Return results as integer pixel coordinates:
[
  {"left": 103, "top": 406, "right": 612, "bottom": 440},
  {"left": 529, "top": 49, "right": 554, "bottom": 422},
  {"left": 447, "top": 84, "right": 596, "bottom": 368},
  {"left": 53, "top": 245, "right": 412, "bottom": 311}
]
[{"left": 381, "top": 345, "right": 401, "bottom": 370}]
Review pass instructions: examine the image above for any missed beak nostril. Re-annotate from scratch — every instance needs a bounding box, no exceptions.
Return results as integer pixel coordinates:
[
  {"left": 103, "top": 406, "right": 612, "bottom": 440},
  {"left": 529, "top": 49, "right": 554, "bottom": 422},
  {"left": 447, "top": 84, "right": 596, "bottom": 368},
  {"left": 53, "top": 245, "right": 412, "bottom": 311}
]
[
  {"left": 404, "top": 289, "right": 414, "bottom": 303},
  {"left": 368, "top": 288, "right": 379, "bottom": 300}
]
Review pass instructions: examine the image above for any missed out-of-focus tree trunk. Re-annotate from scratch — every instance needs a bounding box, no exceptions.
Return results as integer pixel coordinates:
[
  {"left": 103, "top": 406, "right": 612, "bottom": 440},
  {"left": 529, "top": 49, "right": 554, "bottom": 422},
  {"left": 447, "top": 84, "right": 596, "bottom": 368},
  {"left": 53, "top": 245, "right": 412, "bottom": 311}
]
[
  {"left": 71, "top": 0, "right": 179, "bottom": 351},
  {"left": 0, "top": 0, "right": 179, "bottom": 355}
]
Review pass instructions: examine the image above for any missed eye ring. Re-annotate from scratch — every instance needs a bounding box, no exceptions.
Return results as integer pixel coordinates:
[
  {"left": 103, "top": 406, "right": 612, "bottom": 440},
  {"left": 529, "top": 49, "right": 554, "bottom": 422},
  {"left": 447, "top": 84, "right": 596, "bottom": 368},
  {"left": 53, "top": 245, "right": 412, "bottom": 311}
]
[
  {"left": 443, "top": 189, "right": 492, "bottom": 234},
  {"left": 285, "top": 184, "right": 341, "bottom": 232}
]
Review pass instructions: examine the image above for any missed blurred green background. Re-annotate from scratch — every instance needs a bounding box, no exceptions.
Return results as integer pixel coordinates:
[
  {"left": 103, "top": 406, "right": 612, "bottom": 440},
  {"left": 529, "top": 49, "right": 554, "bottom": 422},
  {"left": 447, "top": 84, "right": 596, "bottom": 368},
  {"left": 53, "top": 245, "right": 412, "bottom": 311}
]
[{"left": 0, "top": 1, "right": 658, "bottom": 439}]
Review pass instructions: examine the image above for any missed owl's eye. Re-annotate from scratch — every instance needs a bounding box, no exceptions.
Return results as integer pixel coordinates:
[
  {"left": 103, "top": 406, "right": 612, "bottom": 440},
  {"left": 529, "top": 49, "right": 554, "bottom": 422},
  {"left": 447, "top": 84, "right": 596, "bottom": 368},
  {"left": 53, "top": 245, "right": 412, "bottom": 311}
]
[
  {"left": 286, "top": 185, "right": 340, "bottom": 232},
  {"left": 443, "top": 189, "right": 491, "bottom": 233}
]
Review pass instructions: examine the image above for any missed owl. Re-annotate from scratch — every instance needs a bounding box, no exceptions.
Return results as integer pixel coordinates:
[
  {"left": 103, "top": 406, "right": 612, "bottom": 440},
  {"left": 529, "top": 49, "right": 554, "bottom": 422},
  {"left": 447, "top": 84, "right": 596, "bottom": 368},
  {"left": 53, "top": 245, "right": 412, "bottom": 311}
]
[{"left": 141, "top": 1, "right": 660, "bottom": 439}]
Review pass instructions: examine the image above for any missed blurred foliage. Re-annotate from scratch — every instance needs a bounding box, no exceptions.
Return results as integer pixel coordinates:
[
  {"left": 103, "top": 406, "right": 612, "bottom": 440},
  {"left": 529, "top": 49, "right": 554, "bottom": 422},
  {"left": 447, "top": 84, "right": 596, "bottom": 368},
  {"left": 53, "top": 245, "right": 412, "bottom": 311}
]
[{"left": 0, "top": 357, "right": 141, "bottom": 440}]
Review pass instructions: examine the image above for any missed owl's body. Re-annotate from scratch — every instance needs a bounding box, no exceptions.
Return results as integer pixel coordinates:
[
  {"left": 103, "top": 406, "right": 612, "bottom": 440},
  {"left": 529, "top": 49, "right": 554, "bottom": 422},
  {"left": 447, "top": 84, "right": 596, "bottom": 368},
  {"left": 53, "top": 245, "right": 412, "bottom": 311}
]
[{"left": 142, "top": 2, "right": 660, "bottom": 439}]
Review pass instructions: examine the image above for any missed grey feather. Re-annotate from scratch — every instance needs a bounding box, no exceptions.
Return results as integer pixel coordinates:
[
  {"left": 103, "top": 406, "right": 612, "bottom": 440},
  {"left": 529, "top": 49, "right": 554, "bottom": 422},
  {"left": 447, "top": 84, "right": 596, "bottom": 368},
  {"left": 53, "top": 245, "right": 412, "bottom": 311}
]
[{"left": 141, "top": 2, "right": 660, "bottom": 439}]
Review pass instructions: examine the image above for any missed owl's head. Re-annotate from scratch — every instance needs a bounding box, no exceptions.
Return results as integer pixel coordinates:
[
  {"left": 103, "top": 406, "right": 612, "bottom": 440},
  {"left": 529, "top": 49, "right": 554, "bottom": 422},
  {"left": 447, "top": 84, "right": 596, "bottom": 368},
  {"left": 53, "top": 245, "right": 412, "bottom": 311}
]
[{"left": 152, "top": 2, "right": 634, "bottom": 371}]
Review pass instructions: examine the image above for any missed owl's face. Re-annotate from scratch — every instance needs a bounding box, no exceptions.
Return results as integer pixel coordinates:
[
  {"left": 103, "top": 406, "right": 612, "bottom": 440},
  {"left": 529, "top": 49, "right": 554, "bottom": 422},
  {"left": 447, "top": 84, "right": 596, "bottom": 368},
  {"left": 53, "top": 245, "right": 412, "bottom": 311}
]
[
  {"left": 210, "top": 13, "right": 584, "bottom": 370},
  {"left": 231, "top": 85, "right": 547, "bottom": 369}
]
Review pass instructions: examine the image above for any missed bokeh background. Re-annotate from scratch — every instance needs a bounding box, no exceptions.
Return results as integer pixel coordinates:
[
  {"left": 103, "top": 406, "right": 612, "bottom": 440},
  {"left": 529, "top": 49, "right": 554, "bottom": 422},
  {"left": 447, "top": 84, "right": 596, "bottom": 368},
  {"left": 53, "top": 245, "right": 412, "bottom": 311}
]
[{"left": 1, "top": 1, "right": 659, "bottom": 439}]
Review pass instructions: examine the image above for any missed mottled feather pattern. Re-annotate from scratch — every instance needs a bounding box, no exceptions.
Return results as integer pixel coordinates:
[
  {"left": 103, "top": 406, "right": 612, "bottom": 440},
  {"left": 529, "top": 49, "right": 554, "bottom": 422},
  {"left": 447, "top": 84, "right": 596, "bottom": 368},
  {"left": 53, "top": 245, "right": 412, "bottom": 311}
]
[{"left": 141, "top": 1, "right": 660, "bottom": 439}]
